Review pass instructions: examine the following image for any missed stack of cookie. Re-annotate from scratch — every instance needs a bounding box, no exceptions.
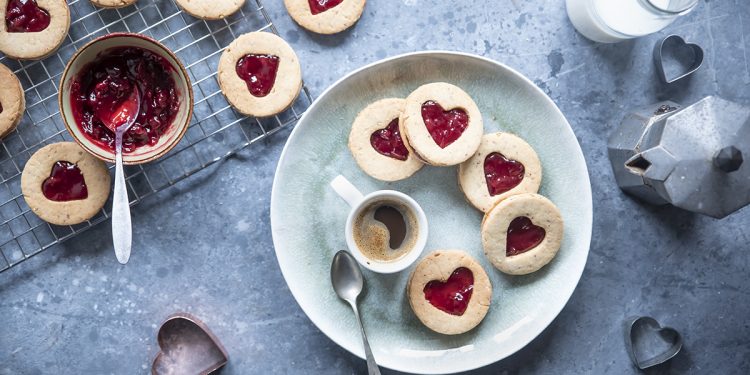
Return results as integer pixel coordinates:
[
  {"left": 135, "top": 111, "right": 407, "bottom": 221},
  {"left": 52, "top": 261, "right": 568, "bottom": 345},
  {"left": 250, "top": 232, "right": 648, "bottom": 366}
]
[{"left": 347, "top": 82, "right": 564, "bottom": 335}]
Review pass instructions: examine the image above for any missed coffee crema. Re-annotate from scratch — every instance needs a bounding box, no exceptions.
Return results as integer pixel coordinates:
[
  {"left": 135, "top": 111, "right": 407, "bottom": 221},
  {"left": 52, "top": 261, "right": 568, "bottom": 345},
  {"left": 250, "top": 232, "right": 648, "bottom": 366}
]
[{"left": 353, "top": 200, "right": 419, "bottom": 262}]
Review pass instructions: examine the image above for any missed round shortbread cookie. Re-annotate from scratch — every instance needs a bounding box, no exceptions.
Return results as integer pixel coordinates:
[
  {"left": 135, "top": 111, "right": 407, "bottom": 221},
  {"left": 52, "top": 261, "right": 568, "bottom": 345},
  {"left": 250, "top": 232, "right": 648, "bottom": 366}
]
[
  {"left": 175, "top": 0, "right": 244, "bottom": 20},
  {"left": 89, "top": 0, "right": 137, "bottom": 8},
  {"left": 284, "top": 0, "right": 366, "bottom": 34},
  {"left": 22, "top": 142, "right": 111, "bottom": 226},
  {"left": 0, "top": 0, "right": 70, "bottom": 60},
  {"left": 481, "top": 193, "right": 563, "bottom": 275},
  {"left": 401, "top": 82, "right": 483, "bottom": 166},
  {"left": 348, "top": 98, "right": 423, "bottom": 181},
  {"left": 458, "top": 132, "right": 542, "bottom": 212},
  {"left": 218, "top": 31, "right": 302, "bottom": 117},
  {"left": 0, "top": 63, "right": 25, "bottom": 139},
  {"left": 408, "top": 250, "right": 492, "bottom": 335}
]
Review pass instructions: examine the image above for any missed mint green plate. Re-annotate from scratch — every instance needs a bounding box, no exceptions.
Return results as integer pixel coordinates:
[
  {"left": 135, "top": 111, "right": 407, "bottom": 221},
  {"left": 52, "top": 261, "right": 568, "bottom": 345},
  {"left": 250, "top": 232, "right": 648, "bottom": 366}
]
[{"left": 271, "top": 51, "right": 592, "bottom": 374}]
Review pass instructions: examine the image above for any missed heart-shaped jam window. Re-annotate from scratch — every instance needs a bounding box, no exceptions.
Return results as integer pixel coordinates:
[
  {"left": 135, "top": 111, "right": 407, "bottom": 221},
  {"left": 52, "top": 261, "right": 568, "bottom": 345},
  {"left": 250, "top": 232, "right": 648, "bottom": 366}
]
[
  {"left": 308, "top": 0, "right": 343, "bottom": 15},
  {"left": 0, "top": 101, "right": 3, "bottom": 114},
  {"left": 5, "top": 0, "right": 51, "bottom": 33},
  {"left": 423, "top": 267, "right": 473, "bottom": 316},
  {"left": 152, "top": 314, "right": 228, "bottom": 375},
  {"left": 484, "top": 152, "right": 525, "bottom": 196},
  {"left": 506, "top": 216, "right": 545, "bottom": 256},
  {"left": 421, "top": 101, "right": 469, "bottom": 149},
  {"left": 370, "top": 118, "right": 409, "bottom": 161},
  {"left": 235, "top": 54, "right": 280, "bottom": 98},
  {"left": 42, "top": 161, "right": 88, "bottom": 202}
]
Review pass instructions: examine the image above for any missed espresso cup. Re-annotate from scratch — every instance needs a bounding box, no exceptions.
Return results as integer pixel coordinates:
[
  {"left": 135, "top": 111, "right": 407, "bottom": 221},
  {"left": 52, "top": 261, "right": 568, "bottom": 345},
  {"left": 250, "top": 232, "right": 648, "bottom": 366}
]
[{"left": 330, "top": 175, "right": 428, "bottom": 274}]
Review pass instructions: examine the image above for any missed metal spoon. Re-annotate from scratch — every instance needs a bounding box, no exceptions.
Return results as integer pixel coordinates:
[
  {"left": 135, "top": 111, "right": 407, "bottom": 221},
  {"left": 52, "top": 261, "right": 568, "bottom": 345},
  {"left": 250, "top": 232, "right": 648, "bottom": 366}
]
[
  {"left": 331, "top": 250, "right": 381, "bottom": 375},
  {"left": 98, "top": 87, "right": 141, "bottom": 264}
]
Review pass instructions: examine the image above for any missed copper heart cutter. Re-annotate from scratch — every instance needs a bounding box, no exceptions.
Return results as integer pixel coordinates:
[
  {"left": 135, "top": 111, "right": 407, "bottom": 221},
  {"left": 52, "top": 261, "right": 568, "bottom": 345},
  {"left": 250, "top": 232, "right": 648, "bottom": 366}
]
[{"left": 152, "top": 313, "right": 229, "bottom": 375}]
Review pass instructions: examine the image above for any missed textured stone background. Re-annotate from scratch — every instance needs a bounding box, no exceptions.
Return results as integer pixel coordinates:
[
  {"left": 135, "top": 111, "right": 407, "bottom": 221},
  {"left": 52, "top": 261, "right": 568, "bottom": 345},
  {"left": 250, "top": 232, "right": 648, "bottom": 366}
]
[{"left": 2, "top": 0, "right": 749, "bottom": 374}]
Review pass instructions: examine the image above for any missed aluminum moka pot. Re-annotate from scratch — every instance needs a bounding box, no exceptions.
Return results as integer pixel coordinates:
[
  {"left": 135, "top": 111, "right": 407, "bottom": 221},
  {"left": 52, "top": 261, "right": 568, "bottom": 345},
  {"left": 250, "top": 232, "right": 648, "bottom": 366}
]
[{"left": 608, "top": 96, "right": 750, "bottom": 218}]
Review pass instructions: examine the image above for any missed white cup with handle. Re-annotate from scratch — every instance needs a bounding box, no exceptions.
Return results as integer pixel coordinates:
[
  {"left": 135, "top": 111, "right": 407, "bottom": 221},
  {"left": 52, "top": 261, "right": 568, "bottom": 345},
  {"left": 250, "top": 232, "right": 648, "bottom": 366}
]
[{"left": 330, "top": 175, "right": 428, "bottom": 274}]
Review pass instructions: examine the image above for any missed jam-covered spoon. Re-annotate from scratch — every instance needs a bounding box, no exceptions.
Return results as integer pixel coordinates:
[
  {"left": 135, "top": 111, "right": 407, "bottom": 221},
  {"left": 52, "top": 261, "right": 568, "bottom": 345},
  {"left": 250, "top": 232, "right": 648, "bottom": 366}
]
[
  {"left": 97, "top": 87, "right": 141, "bottom": 264},
  {"left": 331, "top": 250, "right": 381, "bottom": 375}
]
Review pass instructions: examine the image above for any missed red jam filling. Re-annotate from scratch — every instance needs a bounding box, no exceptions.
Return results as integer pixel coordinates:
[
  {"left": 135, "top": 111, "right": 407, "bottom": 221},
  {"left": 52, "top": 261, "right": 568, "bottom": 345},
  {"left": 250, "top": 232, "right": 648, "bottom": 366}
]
[
  {"left": 484, "top": 152, "right": 525, "bottom": 196},
  {"left": 5, "top": 0, "right": 50, "bottom": 33},
  {"left": 423, "top": 267, "right": 474, "bottom": 316},
  {"left": 506, "top": 217, "right": 545, "bottom": 256},
  {"left": 70, "top": 47, "right": 180, "bottom": 154},
  {"left": 308, "top": 0, "right": 344, "bottom": 15},
  {"left": 421, "top": 101, "right": 469, "bottom": 149},
  {"left": 235, "top": 54, "right": 280, "bottom": 98},
  {"left": 42, "top": 161, "right": 88, "bottom": 202},
  {"left": 370, "top": 118, "right": 408, "bottom": 161},
  {"left": 0, "top": 101, "right": 3, "bottom": 114}
]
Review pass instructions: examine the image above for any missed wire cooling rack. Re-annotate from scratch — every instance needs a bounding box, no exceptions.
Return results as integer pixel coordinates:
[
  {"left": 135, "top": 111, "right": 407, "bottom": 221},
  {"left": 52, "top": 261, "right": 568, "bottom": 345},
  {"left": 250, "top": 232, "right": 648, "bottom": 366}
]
[{"left": 0, "top": 0, "right": 312, "bottom": 272}]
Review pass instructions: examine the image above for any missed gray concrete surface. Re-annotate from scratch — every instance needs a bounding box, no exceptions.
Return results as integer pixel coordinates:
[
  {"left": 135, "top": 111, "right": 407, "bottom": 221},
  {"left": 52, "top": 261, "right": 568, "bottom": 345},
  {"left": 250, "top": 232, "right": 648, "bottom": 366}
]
[{"left": 2, "top": 0, "right": 749, "bottom": 373}]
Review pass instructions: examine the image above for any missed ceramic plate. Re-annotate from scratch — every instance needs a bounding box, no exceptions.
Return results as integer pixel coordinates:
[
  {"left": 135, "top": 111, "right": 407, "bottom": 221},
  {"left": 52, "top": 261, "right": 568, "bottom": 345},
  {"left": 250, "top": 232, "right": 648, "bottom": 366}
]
[{"left": 270, "top": 51, "right": 592, "bottom": 374}]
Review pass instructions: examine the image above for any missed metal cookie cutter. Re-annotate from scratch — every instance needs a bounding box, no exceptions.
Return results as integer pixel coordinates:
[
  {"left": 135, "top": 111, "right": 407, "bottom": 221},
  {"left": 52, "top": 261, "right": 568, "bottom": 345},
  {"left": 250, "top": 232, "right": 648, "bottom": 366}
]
[
  {"left": 625, "top": 316, "right": 683, "bottom": 370},
  {"left": 653, "top": 34, "right": 704, "bottom": 84},
  {"left": 152, "top": 313, "right": 229, "bottom": 375}
]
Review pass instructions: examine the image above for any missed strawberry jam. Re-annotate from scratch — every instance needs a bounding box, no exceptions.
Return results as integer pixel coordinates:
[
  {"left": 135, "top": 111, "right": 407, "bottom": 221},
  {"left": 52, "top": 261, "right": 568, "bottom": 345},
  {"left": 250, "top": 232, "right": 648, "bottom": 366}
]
[
  {"left": 370, "top": 118, "right": 408, "bottom": 161},
  {"left": 308, "top": 0, "right": 343, "bottom": 15},
  {"left": 70, "top": 47, "right": 180, "bottom": 154},
  {"left": 506, "top": 217, "right": 545, "bottom": 256},
  {"left": 423, "top": 267, "right": 474, "bottom": 316},
  {"left": 235, "top": 54, "right": 279, "bottom": 97},
  {"left": 42, "top": 161, "right": 88, "bottom": 202},
  {"left": 484, "top": 152, "right": 525, "bottom": 196},
  {"left": 5, "top": 0, "right": 50, "bottom": 33},
  {"left": 421, "top": 101, "right": 469, "bottom": 149}
]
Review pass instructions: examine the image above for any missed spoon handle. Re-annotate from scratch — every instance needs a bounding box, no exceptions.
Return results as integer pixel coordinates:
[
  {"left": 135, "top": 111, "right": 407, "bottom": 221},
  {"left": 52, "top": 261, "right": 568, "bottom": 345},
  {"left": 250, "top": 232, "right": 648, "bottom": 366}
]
[
  {"left": 350, "top": 301, "right": 380, "bottom": 375},
  {"left": 112, "top": 133, "right": 132, "bottom": 264}
]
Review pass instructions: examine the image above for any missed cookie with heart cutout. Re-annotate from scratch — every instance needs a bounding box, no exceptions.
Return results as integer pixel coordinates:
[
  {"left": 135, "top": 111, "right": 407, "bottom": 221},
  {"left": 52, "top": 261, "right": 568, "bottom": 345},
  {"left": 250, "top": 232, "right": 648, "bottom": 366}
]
[
  {"left": 175, "top": 0, "right": 244, "bottom": 20},
  {"left": 407, "top": 249, "right": 492, "bottom": 335},
  {"left": 218, "top": 31, "right": 302, "bottom": 118},
  {"left": 481, "top": 193, "right": 563, "bottom": 275},
  {"left": 458, "top": 132, "right": 542, "bottom": 212},
  {"left": 401, "top": 82, "right": 483, "bottom": 166},
  {"left": 22, "top": 142, "right": 111, "bottom": 226},
  {"left": 284, "top": 0, "right": 366, "bottom": 34},
  {"left": 0, "top": 62, "right": 25, "bottom": 139},
  {"left": 348, "top": 98, "right": 423, "bottom": 181},
  {"left": 0, "top": 0, "right": 71, "bottom": 60},
  {"left": 89, "top": 0, "right": 137, "bottom": 8}
]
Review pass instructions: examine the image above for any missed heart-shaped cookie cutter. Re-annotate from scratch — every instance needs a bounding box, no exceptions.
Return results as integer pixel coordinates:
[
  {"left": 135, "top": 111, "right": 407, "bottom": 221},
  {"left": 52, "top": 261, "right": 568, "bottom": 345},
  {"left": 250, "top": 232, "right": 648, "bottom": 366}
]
[
  {"left": 152, "top": 313, "right": 229, "bottom": 375},
  {"left": 653, "top": 34, "right": 704, "bottom": 84},
  {"left": 625, "top": 316, "right": 683, "bottom": 370}
]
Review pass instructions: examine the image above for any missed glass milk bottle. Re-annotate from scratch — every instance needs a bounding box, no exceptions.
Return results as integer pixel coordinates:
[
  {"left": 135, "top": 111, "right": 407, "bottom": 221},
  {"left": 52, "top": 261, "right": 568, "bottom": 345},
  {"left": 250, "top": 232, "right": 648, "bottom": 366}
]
[{"left": 566, "top": 0, "right": 699, "bottom": 43}]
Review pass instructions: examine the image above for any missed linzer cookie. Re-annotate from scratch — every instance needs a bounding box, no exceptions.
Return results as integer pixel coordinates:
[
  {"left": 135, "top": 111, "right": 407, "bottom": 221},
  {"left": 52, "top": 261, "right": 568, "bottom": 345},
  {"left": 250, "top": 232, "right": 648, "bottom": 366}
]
[
  {"left": 349, "top": 98, "right": 423, "bottom": 181},
  {"left": 22, "top": 142, "right": 111, "bottom": 226},
  {"left": 482, "top": 193, "right": 563, "bottom": 275},
  {"left": 89, "top": 0, "right": 137, "bottom": 8},
  {"left": 401, "top": 82, "right": 483, "bottom": 166},
  {"left": 0, "top": 0, "right": 71, "bottom": 60},
  {"left": 218, "top": 31, "right": 302, "bottom": 117},
  {"left": 459, "top": 132, "right": 542, "bottom": 212},
  {"left": 408, "top": 250, "right": 491, "bottom": 335},
  {"left": 284, "top": 0, "right": 366, "bottom": 34},
  {"left": 0, "top": 62, "right": 25, "bottom": 139},
  {"left": 175, "top": 0, "right": 244, "bottom": 20}
]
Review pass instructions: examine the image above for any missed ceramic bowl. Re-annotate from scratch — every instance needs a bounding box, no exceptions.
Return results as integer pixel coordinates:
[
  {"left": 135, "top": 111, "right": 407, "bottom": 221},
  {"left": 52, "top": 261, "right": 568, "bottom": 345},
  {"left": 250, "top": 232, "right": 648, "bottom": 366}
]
[
  {"left": 58, "top": 33, "right": 193, "bottom": 165},
  {"left": 270, "top": 51, "right": 593, "bottom": 374}
]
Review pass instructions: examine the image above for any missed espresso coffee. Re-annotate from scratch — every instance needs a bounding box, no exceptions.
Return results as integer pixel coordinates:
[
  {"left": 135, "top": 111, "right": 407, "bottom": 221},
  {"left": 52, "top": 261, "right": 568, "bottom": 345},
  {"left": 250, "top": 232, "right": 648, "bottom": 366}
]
[{"left": 353, "top": 199, "right": 419, "bottom": 262}]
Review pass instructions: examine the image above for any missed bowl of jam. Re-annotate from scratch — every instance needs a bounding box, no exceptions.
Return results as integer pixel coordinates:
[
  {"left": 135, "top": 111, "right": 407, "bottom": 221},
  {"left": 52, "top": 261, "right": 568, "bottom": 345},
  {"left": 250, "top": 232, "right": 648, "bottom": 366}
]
[{"left": 59, "top": 33, "right": 193, "bottom": 164}]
